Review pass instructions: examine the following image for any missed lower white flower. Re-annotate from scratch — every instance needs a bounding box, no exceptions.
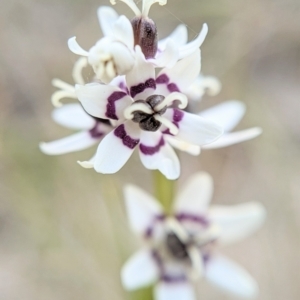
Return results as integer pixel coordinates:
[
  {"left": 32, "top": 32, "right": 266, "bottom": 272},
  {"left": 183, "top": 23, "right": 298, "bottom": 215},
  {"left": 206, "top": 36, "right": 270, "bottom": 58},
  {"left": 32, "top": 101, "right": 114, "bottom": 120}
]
[{"left": 121, "top": 172, "right": 266, "bottom": 300}]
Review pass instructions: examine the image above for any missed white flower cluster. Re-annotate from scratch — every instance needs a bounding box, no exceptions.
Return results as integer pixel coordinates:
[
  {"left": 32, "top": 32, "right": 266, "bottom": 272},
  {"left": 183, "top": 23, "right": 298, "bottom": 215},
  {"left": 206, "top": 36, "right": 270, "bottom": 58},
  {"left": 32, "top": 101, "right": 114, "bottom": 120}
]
[{"left": 40, "top": 0, "right": 265, "bottom": 299}]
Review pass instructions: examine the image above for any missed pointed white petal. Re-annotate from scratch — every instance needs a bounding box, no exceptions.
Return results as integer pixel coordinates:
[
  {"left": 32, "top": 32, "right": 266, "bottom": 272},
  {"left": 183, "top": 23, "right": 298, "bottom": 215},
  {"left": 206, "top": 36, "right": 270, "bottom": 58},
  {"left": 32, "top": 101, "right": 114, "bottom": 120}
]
[
  {"left": 209, "top": 202, "right": 266, "bottom": 245},
  {"left": 76, "top": 83, "right": 132, "bottom": 120},
  {"left": 206, "top": 254, "right": 259, "bottom": 298},
  {"left": 150, "top": 39, "right": 179, "bottom": 68},
  {"left": 139, "top": 131, "right": 180, "bottom": 180},
  {"left": 124, "top": 184, "right": 163, "bottom": 236},
  {"left": 174, "top": 172, "right": 213, "bottom": 215},
  {"left": 203, "top": 128, "right": 262, "bottom": 149},
  {"left": 113, "top": 15, "right": 134, "bottom": 49},
  {"left": 68, "top": 37, "right": 89, "bottom": 56},
  {"left": 121, "top": 249, "right": 159, "bottom": 290},
  {"left": 94, "top": 122, "right": 140, "bottom": 174},
  {"left": 52, "top": 103, "right": 95, "bottom": 130},
  {"left": 97, "top": 6, "right": 119, "bottom": 37},
  {"left": 178, "top": 24, "right": 208, "bottom": 59},
  {"left": 164, "top": 135, "right": 201, "bottom": 156},
  {"left": 199, "top": 101, "right": 246, "bottom": 132},
  {"left": 164, "top": 109, "right": 223, "bottom": 146},
  {"left": 155, "top": 282, "right": 196, "bottom": 300},
  {"left": 185, "top": 75, "right": 221, "bottom": 102},
  {"left": 158, "top": 24, "right": 188, "bottom": 50},
  {"left": 110, "top": 42, "right": 135, "bottom": 74},
  {"left": 126, "top": 46, "right": 156, "bottom": 99},
  {"left": 156, "top": 50, "right": 200, "bottom": 95},
  {"left": 40, "top": 131, "right": 98, "bottom": 155},
  {"left": 77, "top": 154, "right": 96, "bottom": 169}
]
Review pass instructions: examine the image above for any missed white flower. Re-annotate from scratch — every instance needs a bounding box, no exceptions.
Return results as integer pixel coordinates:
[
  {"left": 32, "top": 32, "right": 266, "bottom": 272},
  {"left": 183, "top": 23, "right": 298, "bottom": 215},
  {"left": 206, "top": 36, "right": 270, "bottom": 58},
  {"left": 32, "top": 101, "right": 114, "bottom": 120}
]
[
  {"left": 40, "top": 58, "right": 112, "bottom": 167},
  {"left": 68, "top": 1, "right": 209, "bottom": 83},
  {"left": 121, "top": 172, "right": 266, "bottom": 300},
  {"left": 166, "top": 101, "right": 262, "bottom": 156},
  {"left": 76, "top": 47, "right": 223, "bottom": 179}
]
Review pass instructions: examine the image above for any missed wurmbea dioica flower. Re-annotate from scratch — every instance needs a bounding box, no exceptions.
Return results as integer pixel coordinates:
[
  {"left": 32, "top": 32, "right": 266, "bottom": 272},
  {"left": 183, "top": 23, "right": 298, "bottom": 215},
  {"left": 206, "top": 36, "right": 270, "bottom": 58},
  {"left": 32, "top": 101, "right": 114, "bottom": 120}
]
[
  {"left": 76, "top": 47, "right": 223, "bottom": 179},
  {"left": 122, "top": 172, "right": 266, "bottom": 300},
  {"left": 40, "top": 58, "right": 112, "bottom": 166},
  {"left": 68, "top": 0, "right": 208, "bottom": 83}
]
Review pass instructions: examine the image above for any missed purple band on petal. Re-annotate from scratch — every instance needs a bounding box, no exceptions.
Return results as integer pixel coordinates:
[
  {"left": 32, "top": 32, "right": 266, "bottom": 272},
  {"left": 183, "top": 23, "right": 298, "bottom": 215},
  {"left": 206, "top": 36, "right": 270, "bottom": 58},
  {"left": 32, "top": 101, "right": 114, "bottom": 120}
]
[
  {"left": 105, "top": 91, "right": 127, "bottom": 120},
  {"left": 89, "top": 123, "right": 104, "bottom": 139},
  {"left": 156, "top": 74, "right": 169, "bottom": 84},
  {"left": 176, "top": 213, "right": 210, "bottom": 227},
  {"left": 114, "top": 124, "right": 139, "bottom": 149},
  {"left": 156, "top": 74, "right": 181, "bottom": 92},
  {"left": 162, "top": 109, "right": 184, "bottom": 136},
  {"left": 167, "top": 83, "right": 180, "bottom": 93},
  {"left": 130, "top": 78, "right": 156, "bottom": 98},
  {"left": 144, "top": 214, "right": 165, "bottom": 239},
  {"left": 161, "top": 274, "right": 187, "bottom": 283},
  {"left": 139, "top": 136, "right": 165, "bottom": 155}
]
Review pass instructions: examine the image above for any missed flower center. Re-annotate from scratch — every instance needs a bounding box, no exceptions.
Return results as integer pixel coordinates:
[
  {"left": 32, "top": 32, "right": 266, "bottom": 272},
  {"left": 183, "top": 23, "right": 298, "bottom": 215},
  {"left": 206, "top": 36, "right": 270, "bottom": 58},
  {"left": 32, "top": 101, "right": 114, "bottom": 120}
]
[
  {"left": 166, "top": 232, "right": 190, "bottom": 260},
  {"left": 130, "top": 95, "right": 166, "bottom": 131}
]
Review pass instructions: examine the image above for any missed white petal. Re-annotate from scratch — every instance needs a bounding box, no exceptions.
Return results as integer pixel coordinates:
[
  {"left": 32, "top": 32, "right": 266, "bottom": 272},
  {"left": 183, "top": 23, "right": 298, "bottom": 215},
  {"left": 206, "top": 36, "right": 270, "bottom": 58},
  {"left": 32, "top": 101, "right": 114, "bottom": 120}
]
[
  {"left": 165, "top": 109, "right": 223, "bottom": 146},
  {"left": 97, "top": 6, "right": 119, "bottom": 37},
  {"left": 124, "top": 184, "right": 163, "bottom": 236},
  {"left": 203, "top": 128, "right": 262, "bottom": 149},
  {"left": 158, "top": 24, "right": 188, "bottom": 50},
  {"left": 199, "top": 101, "right": 246, "bottom": 132},
  {"left": 121, "top": 249, "right": 159, "bottom": 290},
  {"left": 174, "top": 172, "right": 213, "bottom": 215},
  {"left": 156, "top": 50, "right": 200, "bottom": 95},
  {"left": 76, "top": 83, "right": 132, "bottom": 120},
  {"left": 164, "top": 135, "right": 201, "bottom": 156},
  {"left": 94, "top": 122, "right": 140, "bottom": 174},
  {"left": 68, "top": 37, "right": 89, "bottom": 56},
  {"left": 178, "top": 24, "right": 208, "bottom": 59},
  {"left": 155, "top": 282, "right": 196, "bottom": 300},
  {"left": 40, "top": 131, "right": 98, "bottom": 155},
  {"left": 209, "top": 202, "right": 266, "bottom": 245},
  {"left": 150, "top": 39, "right": 179, "bottom": 68},
  {"left": 52, "top": 103, "right": 95, "bottom": 130},
  {"left": 139, "top": 131, "right": 180, "bottom": 180},
  {"left": 77, "top": 154, "right": 96, "bottom": 169},
  {"left": 185, "top": 75, "right": 221, "bottom": 102},
  {"left": 113, "top": 15, "right": 134, "bottom": 49},
  {"left": 126, "top": 46, "right": 156, "bottom": 100},
  {"left": 205, "top": 254, "right": 259, "bottom": 298},
  {"left": 110, "top": 42, "right": 135, "bottom": 74}
]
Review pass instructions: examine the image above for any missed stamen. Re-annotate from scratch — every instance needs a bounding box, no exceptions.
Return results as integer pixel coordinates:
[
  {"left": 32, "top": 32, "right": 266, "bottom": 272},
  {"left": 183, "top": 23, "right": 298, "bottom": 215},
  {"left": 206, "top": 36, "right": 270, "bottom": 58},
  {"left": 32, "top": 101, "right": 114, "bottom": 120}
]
[
  {"left": 51, "top": 90, "right": 76, "bottom": 107},
  {"left": 98, "top": 53, "right": 112, "bottom": 62},
  {"left": 187, "top": 246, "right": 204, "bottom": 280},
  {"left": 124, "top": 102, "right": 153, "bottom": 120},
  {"left": 96, "top": 63, "right": 105, "bottom": 80},
  {"left": 155, "top": 92, "right": 187, "bottom": 111},
  {"left": 51, "top": 79, "right": 74, "bottom": 92},
  {"left": 154, "top": 115, "right": 178, "bottom": 135},
  {"left": 142, "top": 0, "right": 167, "bottom": 17},
  {"left": 72, "top": 57, "right": 88, "bottom": 85},
  {"left": 195, "top": 224, "right": 220, "bottom": 246},
  {"left": 110, "top": 0, "right": 141, "bottom": 16},
  {"left": 166, "top": 218, "right": 189, "bottom": 243}
]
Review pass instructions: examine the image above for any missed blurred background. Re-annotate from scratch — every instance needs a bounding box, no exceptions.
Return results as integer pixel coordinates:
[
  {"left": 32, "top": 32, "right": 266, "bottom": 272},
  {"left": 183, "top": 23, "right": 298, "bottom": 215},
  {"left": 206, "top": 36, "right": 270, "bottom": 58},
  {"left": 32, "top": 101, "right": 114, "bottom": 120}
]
[{"left": 1, "top": 0, "right": 300, "bottom": 299}]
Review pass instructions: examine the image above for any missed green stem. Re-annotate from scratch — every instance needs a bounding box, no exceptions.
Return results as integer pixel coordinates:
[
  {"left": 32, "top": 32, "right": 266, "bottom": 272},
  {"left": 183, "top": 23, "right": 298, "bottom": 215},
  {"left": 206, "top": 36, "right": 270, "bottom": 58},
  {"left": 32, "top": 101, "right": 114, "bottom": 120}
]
[{"left": 153, "top": 171, "right": 175, "bottom": 215}]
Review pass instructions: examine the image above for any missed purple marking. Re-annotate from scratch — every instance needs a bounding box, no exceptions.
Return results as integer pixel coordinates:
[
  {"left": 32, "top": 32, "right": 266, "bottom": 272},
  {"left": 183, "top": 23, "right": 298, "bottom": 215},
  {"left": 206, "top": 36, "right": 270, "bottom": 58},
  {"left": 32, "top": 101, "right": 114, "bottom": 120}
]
[
  {"left": 161, "top": 274, "right": 187, "bottom": 283},
  {"left": 162, "top": 109, "right": 184, "bottom": 136},
  {"left": 130, "top": 78, "right": 156, "bottom": 98},
  {"left": 176, "top": 213, "right": 210, "bottom": 227},
  {"left": 105, "top": 91, "right": 127, "bottom": 120},
  {"left": 167, "top": 83, "right": 180, "bottom": 93},
  {"left": 144, "top": 214, "right": 166, "bottom": 239},
  {"left": 114, "top": 124, "right": 139, "bottom": 149},
  {"left": 89, "top": 123, "right": 104, "bottom": 139},
  {"left": 118, "top": 81, "right": 129, "bottom": 94},
  {"left": 156, "top": 74, "right": 169, "bottom": 84},
  {"left": 139, "top": 136, "right": 165, "bottom": 155},
  {"left": 202, "top": 252, "right": 211, "bottom": 265}
]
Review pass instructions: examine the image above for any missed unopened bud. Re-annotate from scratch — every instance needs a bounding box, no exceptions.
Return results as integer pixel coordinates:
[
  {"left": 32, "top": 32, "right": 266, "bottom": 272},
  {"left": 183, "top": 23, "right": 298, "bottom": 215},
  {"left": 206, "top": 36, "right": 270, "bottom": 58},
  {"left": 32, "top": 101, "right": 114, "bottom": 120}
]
[{"left": 131, "top": 16, "right": 158, "bottom": 59}]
